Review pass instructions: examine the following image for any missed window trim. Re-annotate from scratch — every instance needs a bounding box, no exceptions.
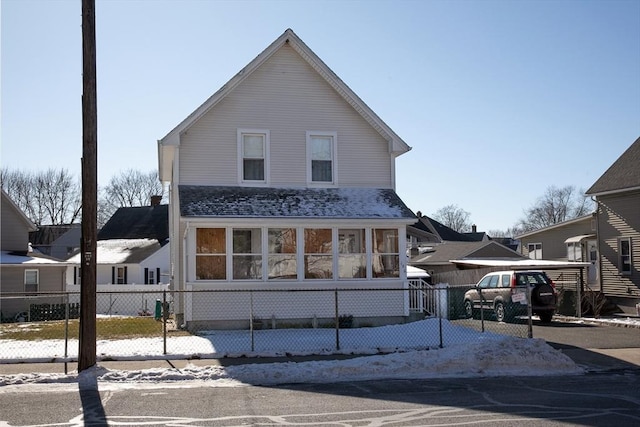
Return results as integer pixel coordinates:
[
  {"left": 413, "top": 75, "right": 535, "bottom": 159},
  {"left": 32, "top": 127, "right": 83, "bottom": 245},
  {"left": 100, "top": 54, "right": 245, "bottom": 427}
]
[
  {"left": 527, "top": 242, "right": 542, "bottom": 260},
  {"left": 237, "top": 128, "right": 270, "bottom": 185},
  {"left": 306, "top": 131, "right": 337, "bottom": 186},
  {"left": 618, "top": 237, "right": 632, "bottom": 275},
  {"left": 24, "top": 269, "right": 39, "bottom": 293}
]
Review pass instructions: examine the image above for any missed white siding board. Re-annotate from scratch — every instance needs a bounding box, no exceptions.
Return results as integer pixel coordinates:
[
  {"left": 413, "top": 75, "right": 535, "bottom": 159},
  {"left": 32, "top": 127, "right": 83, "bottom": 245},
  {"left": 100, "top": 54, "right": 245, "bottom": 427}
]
[{"left": 178, "top": 45, "right": 392, "bottom": 188}]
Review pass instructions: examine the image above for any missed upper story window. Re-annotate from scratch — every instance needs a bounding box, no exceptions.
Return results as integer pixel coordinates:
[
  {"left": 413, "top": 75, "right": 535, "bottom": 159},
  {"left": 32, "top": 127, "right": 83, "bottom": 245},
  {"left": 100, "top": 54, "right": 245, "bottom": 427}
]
[
  {"left": 25, "top": 269, "right": 39, "bottom": 294},
  {"left": 307, "top": 131, "right": 337, "bottom": 184},
  {"left": 528, "top": 243, "right": 542, "bottom": 260},
  {"left": 618, "top": 237, "right": 632, "bottom": 275},
  {"left": 238, "top": 129, "right": 269, "bottom": 184}
]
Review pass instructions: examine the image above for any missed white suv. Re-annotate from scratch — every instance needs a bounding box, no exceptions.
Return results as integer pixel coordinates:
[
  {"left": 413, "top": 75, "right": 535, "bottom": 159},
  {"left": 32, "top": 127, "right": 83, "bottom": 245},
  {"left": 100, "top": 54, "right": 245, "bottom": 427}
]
[{"left": 463, "top": 271, "right": 557, "bottom": 322}]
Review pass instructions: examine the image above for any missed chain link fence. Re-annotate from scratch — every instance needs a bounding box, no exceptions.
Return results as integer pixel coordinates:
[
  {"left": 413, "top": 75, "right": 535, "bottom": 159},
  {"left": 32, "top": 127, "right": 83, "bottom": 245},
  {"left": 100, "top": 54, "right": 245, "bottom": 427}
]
[{"left": 1, "top": 285, "right": 539, "bottom": 364}]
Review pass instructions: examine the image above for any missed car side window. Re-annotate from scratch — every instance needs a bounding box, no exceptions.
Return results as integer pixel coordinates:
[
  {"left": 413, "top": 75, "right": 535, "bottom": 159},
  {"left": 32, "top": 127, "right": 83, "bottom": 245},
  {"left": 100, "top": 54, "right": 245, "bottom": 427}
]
[
  {"left": 477, "top": 276, "right": 492, "bottom": 288},
  {"left": 488, "top": 275, "right": 499, "bottom": 288},
  {"left": 501, "top": 275, "right": 510, "bottom": 288}
]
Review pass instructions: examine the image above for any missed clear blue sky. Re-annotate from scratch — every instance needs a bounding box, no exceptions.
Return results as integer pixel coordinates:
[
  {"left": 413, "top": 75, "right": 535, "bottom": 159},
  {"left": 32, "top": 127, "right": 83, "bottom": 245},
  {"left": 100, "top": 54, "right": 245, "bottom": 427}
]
[{"left": 2, "top": 0, "right": 639, "bottom": 232}]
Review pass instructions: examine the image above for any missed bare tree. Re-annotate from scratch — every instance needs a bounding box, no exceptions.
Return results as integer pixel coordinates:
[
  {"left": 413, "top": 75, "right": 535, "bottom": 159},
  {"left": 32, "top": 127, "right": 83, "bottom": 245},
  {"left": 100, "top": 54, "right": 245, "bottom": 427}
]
[
  {"left": 432, "top": 204, "right": 473, "bottom": 233},
  {"left": 99, "top": 169, "right": 165, "bottom": 226},
  {"left": 1, "top": 168, "right": 81, "bottom": 226},
  {"left": 516, "top": 185, "right": 594, "bottom": 233}
]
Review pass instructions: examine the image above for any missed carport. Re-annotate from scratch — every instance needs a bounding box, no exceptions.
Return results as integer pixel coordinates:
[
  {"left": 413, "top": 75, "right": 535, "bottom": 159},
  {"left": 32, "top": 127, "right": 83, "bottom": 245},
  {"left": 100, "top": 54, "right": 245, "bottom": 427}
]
[{"left": 448, "top": 258, "right": 591, "bottom": 316}]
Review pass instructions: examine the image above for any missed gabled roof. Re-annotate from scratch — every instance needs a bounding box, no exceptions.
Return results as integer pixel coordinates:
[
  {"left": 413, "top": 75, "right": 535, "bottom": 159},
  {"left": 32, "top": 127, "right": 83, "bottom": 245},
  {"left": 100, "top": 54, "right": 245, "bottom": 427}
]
[
  {"left": 586, "top": 136, "right": 640, "bottom": 196},
  {"left": 410, "top": 215, "right": 476, "bottom": 243},
  {"left": 98, "top": 205, "right": 168, "bottom": 244},
  {"left": 179, "top": 186, "right": 416, "bottom": 220},
  {"left": 409, "top": 241, "right": 525, "bottom": 266},
  {"left": 158, "top": 29, "right": 411, "bottom": 180},
  {"left": 1, "top": 250, "right": 70, "bottom": 266},
  {"left": 515, "top": 214, "right": 593, "bottom": 239},
  {"left": 67, "top": 239, "right": 161, "bottom": 264},
  {"left": 30, "top": 224, "right": 80, "bottom": 246},
  {"left": 1, "top": 189, "right": 37, "bottom": 232}
]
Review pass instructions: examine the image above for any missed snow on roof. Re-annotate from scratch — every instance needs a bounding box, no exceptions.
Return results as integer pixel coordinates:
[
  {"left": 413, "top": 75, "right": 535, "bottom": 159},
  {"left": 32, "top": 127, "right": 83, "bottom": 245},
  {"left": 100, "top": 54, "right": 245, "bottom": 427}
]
[
  {"left": 451, "top": 259, "right": 591, "bottom": 269},
  {"left": 179, "top": 186, "right": 416, "bottom": 220},
  {"left": 66, "top": 239, "right": 161, "bottom": 264},
  {"left": 1, "top": 251, "right": 69, "bottom": 265}
]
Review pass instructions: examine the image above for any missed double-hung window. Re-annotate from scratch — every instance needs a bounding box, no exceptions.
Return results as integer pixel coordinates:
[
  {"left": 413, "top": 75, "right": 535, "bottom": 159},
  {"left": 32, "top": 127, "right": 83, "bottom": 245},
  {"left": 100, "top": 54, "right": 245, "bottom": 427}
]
[
  {"left": 304, "top": 228, "right": 333, "bottom": 279},
  {"left": 338, "top": 229, "right": 366, "bottom": 279},
  {"left": 528, "top": 243, "right": 542, "bottom": 260},
  {"left": 618, "top": 237, "right": 632, "bottom": 275},
  {"left": 268, "top": 228, "right": 297, "bottom": 280},
  {"left": 307, "top": 131, "right": 336, "bottom": 184},
  {"left": 233, "top": 228, "right": 262, "bottom": 279},
  {"left": 372, "top": 228, "right": 399, "bottom": 278},
  {"left": 25, "top": 269, "right": 39, "bottom": 294},
  {"left": 196, "top": 228, "right": 226, "bottom": 280},
  {"left": 238, "top": 129, "right": 269, "bottom": 183}
]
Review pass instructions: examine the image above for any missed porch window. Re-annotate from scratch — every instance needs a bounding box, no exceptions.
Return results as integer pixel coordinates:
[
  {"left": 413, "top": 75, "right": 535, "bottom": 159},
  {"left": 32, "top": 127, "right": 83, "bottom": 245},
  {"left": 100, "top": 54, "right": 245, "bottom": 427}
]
[
  {"left": 618, "top": 237, "right": 632, "bottom": 275},
  {"left": 338, "top": 228, "right": 366, "bottom": 279},
  {"left": 528, "top": 243, "right": 542, "bottom": 260},
  {"left": 372, "top": 228, "right": 399, "bottom": 278},
  {"left": 238, "top": 129, "right": 269, "bottom": 183},
  {"left": 25, "top": 269, "right": 39, "bottom": 294},
  {"left": 304, "top": 228, "right": 333, "bottom": 279},
  {"left": 268, "top": 228, "right": 297, "bottom": 279},
  {"left": 196, "top": 228, "right": 226, "bottom": 280},
  {"left": 233, "top": 228, "right": 262, "bottom": 279},
  {"left": 307, "top": 132, "right": 336, "bottom": 184}
]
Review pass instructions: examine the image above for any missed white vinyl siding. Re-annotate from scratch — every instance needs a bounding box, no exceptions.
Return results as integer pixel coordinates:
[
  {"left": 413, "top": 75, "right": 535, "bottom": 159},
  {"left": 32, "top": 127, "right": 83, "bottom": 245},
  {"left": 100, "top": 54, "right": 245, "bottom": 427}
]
[{"left": 178, "top": 45, "right": 392, "bottom": 188}]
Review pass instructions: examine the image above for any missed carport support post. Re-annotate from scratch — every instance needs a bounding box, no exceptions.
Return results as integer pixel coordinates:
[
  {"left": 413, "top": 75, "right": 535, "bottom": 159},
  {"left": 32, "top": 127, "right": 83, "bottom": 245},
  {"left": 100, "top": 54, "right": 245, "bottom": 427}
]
[
  {"left": 163, "top": 289, "right": 167, "bottom": 355},
  {"left": 576, "top": 274, "right": 582, "bottom": 318},
  {"left": 526, "top": 282, "right": 533, "bottom": 338}
]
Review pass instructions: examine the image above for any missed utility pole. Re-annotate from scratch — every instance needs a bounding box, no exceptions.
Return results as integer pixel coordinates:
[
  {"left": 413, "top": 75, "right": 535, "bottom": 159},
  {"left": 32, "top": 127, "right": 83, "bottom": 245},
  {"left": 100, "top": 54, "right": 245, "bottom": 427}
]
[{"left": 79, "top": 0, "right": 97, "bottom": 372}]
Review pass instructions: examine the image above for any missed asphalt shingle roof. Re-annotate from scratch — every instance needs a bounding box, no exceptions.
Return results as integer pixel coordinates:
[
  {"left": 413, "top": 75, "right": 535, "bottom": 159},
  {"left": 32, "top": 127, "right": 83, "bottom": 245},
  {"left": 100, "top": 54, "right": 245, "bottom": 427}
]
[
  {"left": 179, "top": 186, "right": 416, "bottom": 220},
  {"left": 98, "top": 205, "right": 169, "bottom": 243},
  {"left": 586, "top": 136, "right": 640, "bottom": 195}
]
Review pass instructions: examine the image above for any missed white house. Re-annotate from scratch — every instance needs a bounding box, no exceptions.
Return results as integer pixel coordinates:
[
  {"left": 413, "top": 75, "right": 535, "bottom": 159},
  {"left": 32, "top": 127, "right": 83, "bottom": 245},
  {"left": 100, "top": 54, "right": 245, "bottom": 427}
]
[
  {"left": 66, "top": 203, "right": 170, "bottom": 316},
  {"left": 158, "top": 29, "right": 417, "bottom": 330}
]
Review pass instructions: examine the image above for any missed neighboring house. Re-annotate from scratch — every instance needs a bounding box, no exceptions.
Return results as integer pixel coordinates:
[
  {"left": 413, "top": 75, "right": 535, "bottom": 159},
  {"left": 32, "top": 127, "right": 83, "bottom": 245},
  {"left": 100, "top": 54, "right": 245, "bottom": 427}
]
[
  {"left": 1, "top": 190, "right": 68, "bottom": 321},
  {"left": 30, "top": 224, "right": 81, "bottom": 260},
  {"left": 516, "top": 214, "right": 598, "bottom": 286},
  {"left": 410, "top": 240, "right": 526, "bottom": 281},
  {"left": 158, "top": 29, "right": 416, "bottom": 329},
  {"left": 586, "top": 136, "right": 640, "bottom": 314},
  {"left": 66, "top": 201, "right": 169, "bottom": 315},
  {"left": 407, "top": 213, "right": 474, "bottom": 255}
]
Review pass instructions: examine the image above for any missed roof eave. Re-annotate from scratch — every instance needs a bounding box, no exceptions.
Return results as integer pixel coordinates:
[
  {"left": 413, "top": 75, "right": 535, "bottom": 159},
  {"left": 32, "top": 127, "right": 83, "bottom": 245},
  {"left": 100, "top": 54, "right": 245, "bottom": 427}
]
[{"left": 585, "top": 185, "right": 640, "bottom": 198}]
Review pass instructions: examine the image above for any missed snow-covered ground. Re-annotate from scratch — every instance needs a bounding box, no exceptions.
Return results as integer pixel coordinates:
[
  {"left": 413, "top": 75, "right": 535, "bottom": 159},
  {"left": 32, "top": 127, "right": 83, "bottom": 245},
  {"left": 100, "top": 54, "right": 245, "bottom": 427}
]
[{"left": 0, "top": 317, "right": 609, "bottom": 390}]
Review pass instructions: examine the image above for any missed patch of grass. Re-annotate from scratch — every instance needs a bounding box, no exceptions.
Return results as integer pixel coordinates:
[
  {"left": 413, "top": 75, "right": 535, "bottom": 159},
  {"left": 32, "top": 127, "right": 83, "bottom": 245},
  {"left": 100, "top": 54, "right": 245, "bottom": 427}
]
[{"left": 0, "top": 317, "right": 191, "bottom": 341}]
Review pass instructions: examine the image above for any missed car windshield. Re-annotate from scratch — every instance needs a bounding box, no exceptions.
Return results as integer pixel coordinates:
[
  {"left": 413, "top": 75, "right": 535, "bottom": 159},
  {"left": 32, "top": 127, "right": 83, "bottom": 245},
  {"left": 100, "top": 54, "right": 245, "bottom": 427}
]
[{"left": 516, "top": 272, "right": 549, "bottom": 286}]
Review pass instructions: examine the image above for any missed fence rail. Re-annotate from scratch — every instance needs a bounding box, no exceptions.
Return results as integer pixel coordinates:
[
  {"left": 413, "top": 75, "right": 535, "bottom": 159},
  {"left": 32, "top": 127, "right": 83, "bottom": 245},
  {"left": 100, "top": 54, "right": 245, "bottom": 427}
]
[{"left": 0, "top": 286, "right": 546, "bottom": 364}]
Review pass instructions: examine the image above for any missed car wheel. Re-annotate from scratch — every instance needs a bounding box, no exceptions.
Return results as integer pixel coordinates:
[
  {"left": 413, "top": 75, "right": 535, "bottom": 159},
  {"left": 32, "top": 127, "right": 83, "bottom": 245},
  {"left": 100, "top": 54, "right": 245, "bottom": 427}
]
[
  {"left": 538, "top": 311, "right": 553, "bottom": 323},
  {"left": 494, "top": 302, "right": 506, "bottom": 322},
  {"left": 464, "top": 300, "right": 474, "bottom": 319}
]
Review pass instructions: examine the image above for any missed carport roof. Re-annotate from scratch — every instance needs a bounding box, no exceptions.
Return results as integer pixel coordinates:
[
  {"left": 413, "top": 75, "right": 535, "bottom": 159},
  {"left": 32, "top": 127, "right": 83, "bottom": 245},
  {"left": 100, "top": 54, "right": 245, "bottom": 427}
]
[{"left": 450, "top": 259, "right": 590, "bottom": 270}]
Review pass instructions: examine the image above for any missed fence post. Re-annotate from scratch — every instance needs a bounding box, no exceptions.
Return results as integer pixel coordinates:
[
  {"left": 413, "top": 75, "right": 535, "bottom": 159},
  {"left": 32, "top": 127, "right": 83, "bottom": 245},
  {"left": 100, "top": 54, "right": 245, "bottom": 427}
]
[
  {"left": 576, "top": 276, "right": 582, "bottom": 318},
  {"left": 163, "top": 289, "right": 167, "bottom": 355},
  {"left": 335, "top": 289, "right": 340, "bottom": 351},
  {"left": 64, "top": 293, "right": 69, "bottom": 374},
  {"left": 479, "top": 289, "right": 485, "bottom": 332},
  {"left": 527, "top": 284, "right": 533, "bottom": 339},
  {"left": 250, "top": 290, "right": 255, "bottom": 352}
]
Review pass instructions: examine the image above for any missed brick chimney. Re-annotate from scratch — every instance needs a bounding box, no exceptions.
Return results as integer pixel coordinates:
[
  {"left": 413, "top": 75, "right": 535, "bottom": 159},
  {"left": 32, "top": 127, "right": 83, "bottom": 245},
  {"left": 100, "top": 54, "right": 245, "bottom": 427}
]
[
  {"left": 150, "top": 195, "right": 162, "bottom": 207},
  {"left": 472, "top": 224, "right": 477, "bottom": 233}
]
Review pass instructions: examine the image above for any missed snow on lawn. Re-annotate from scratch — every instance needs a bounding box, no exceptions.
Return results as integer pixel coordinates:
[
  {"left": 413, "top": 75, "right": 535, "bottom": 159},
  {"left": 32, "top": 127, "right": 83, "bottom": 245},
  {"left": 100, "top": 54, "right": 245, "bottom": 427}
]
[{"left": 0, "top": 319, "right": 583, "bottom": 389}]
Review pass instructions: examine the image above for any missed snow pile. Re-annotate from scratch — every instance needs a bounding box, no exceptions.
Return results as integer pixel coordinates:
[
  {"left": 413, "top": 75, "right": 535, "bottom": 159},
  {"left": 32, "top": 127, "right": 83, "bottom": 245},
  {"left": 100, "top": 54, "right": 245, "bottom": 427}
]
[{"left": 0, "top": 324, "right": 583, "bottom": 390}]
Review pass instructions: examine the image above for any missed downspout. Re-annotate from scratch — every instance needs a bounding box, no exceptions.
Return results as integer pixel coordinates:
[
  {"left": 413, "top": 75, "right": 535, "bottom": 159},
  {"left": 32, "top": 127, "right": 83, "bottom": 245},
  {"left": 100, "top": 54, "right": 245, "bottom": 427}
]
[{"left": 591, "top": 196, "right": 603, "bottom": 293}]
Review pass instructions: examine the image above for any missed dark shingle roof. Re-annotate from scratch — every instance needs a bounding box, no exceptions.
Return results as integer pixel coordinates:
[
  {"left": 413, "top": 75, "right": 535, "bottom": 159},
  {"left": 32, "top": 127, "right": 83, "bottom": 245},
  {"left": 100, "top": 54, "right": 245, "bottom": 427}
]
[
  {"left": 98, "top": 205, "right": 169, "bottom": 243},
  {"left": 410, "top": 241, "right": 525, "bottom": 265},
  {"left": 586, "top": 137, "right": 640, "bottom": 195},
  {"left": 179, "top": 186, "right": 416, "bottom": 220}
]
